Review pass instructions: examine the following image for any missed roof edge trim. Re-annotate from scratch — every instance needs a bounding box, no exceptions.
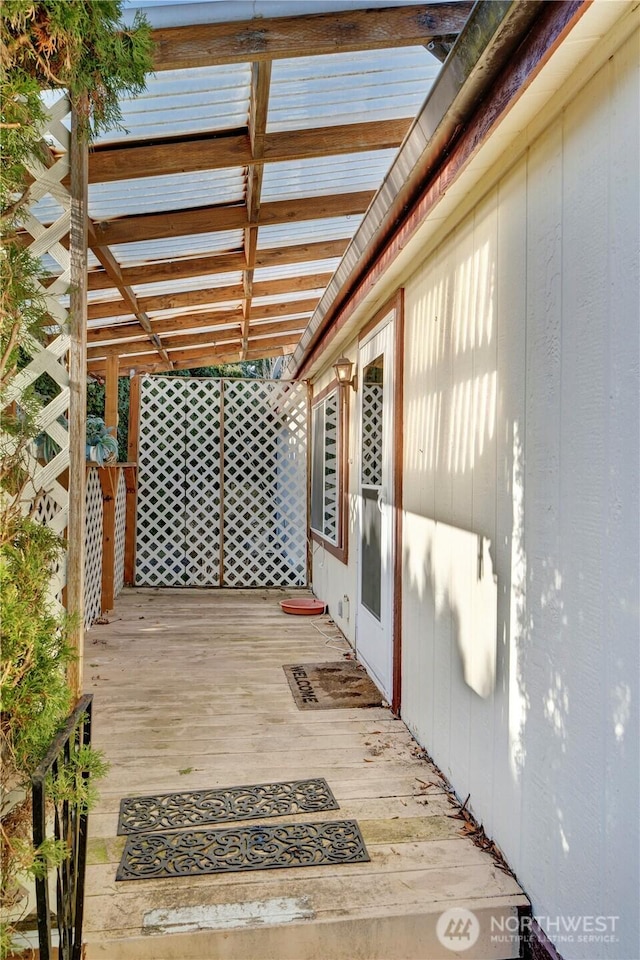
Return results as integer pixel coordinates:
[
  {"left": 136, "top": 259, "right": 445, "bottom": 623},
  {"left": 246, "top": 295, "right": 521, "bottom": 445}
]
[{"left": 286, "top": 0, "right": 553, "bottom": 378}]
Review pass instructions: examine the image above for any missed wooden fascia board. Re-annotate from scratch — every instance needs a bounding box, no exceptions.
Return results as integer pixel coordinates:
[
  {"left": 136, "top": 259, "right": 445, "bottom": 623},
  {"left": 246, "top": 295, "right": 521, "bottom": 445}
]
[
  {"left": 151, "top": 4, "right": 471, "bottom": 70},
  {"left": 91, "top": 191, "right": 374, "bottom": 247},
  {"left": 88, "top": 278, "right": 329, "bottom": 321},
  {"left": 88, "top": 333, "right": 299, "bottom": 372},
  {"left": 92, "top": 342, "right": 295, "bottom": 377},
  {"left": 86, "top": 239, "right": 348, "bottom": 291},
  {"left": 87, "top": 119, "right": 412, "bottom": 184}
]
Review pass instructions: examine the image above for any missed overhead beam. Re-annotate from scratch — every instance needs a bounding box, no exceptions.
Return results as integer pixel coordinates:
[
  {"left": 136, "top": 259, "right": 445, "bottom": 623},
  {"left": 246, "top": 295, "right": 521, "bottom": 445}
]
[
  {"left": 88, "top": 334, "right": 300, "bottom": 373},
  {"left": 91, "top": 342, "right": 296, "bottom": 378},
  {"left": 92, "top": 191, "right": 374, "bottom": 247},
  {"left": 88, "top": 277, "right": 329, "bottom": 321},
  {"left": 243, "top": 59, "right": 271, "bottom": 358},
  {"left": 87, "top": 118, "right": 412, "bottom": 184},
  {"left": 151, "top": 5, "right": 471, "bottom": 70},
  {"left": 87, "top": 239, "right": 348, "bottom": 291}
]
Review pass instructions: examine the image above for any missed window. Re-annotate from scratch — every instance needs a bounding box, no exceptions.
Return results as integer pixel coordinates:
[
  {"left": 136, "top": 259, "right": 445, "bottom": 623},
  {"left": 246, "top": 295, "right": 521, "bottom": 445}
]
[{"left": 310, "top": 383, "right": 347, "bottom": 559}]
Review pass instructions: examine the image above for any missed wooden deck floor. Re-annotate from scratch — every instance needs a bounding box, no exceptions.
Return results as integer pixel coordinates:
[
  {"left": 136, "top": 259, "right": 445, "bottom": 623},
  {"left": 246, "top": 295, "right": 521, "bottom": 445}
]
[{"left": 83, "top": 589, "right": 528, "bottom": 959}]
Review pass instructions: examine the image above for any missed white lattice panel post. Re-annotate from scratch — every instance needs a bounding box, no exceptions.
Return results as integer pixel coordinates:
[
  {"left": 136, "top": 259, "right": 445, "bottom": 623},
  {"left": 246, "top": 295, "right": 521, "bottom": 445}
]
[
  {"left": 84, "top": 469, "right": 103, "bottom": 628},
  {"left": 114, "top": 469, "right": 127, "bottom": 598}
]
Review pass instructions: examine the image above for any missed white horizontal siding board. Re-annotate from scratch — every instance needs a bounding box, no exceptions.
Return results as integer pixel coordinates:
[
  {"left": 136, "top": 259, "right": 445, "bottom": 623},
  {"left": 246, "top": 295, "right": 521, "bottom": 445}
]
[
  {"left": 468, "top": 188, "right": 498, "bottom": 832},
  {"left": 603, "top": 33, "right": 640, "bottom": 956},
  {"left": 492, "top": 158, "right": 527, "bottom": 872},
  {"left": 554, "top": 55, "right": 610, "bottom": 937}
]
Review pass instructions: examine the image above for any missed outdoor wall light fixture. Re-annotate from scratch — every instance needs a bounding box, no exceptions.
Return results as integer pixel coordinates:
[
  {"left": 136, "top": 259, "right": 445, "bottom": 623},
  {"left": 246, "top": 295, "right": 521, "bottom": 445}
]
[{"left": 333, "top": 356, "right": 357, "bottom": 391}]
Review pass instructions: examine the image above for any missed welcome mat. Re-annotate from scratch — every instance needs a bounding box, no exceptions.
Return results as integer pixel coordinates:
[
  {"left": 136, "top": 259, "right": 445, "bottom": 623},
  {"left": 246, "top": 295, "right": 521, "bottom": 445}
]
[
  {"left": 283, "top": 661, "right": 384, "bottom": 710},
  {"left": 117, "top": 778, "right": 339, "bottom": 835},
  {"left": 116, "top": 819, "right": 370, "bottom": 881}
]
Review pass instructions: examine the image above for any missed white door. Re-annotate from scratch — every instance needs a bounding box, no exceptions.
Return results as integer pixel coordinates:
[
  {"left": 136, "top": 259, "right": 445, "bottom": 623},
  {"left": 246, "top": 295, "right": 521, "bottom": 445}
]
[{"left": 357, "top": 316, "right": 395, "bottom": 700}]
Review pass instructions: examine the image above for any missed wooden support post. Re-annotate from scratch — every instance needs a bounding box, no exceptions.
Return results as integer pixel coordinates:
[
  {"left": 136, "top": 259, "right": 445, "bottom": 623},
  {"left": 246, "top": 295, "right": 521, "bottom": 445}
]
[
  {"left": 67, "top": 95, "right": 88, "bottom": 699},
  {"left": 105, "top": 353, "right": 119, "bottom": 445},
  {"left": 99, "top": 466, "right": 118, "bottom": 613},
  {"left": 124, "top": 374, "right": 141, "bottom": 584}
]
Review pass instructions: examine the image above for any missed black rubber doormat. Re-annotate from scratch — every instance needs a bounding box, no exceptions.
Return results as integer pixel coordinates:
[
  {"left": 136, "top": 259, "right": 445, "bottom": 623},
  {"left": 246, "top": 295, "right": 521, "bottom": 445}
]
[
  {"left": 116, "top": 819, "right": 370, "bottom": 881},
  {"left": 283, "top": 661, "right": 384, "bottom": 710},
  {"left": 117, "top": 778, "right": 339, "bottom": 835}
]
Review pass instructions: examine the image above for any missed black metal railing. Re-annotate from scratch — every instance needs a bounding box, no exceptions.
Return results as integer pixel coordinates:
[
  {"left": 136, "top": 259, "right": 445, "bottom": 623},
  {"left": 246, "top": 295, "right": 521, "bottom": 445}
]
[{"left": 31, "top": 694, "right": 93, "bottom": 960}]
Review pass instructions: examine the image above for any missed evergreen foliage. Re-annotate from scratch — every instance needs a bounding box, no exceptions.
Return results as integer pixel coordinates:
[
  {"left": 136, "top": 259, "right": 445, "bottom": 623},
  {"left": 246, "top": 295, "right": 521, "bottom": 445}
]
[{"left": 0, "top": 3, "right": 153, "bottom": 954}]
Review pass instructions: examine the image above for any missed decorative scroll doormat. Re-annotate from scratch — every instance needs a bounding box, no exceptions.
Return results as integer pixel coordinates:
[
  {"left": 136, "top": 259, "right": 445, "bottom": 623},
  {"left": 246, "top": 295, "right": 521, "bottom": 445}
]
[
  {"left": 116, "top": 819, "right": 370, "bottom": 881},
  {"left": 283, "top": 661, "right": 384, "bottom": 710},
  {"left": 117, "top": 778, "right": 339, "bottom": 835}
]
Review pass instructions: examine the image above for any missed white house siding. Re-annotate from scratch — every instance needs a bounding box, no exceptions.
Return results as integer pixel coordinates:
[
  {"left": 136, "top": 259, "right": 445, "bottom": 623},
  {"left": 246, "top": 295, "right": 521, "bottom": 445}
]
[{"left": 401, "top": 27, "right": 639, "bottom": 960}]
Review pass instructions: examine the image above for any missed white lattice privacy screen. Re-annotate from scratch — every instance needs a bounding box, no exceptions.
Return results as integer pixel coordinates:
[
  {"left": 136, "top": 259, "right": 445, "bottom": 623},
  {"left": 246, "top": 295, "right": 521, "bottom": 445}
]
[
  {"left": 136, "top": 377, "right": 308, "bottom": 587},
  {"left": 1, "top": 95, "right": 74, "bottom": 610}
]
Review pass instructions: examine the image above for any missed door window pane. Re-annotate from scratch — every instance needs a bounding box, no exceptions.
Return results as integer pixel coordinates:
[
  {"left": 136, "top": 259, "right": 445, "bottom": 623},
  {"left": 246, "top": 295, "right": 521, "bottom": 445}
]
[{"left": 361, "top": 486, "right": 381, "bottom": 619}]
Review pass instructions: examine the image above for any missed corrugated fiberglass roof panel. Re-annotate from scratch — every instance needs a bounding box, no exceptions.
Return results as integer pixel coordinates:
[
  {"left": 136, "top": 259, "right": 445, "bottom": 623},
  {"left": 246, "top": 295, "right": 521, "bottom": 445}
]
[
  {"left": 253, "top": 258, "right": 341, "bottom": 282},
  {"left": 88, "top": 169, "right": 245, "bottom": 220},
  {"left": 95, "top": 64, "right": 251, "bottom": 144},
  {"left": 131, "top": 272, "right": 244, "bottom": 298},
  {"left": 111, "top": 230, "right": 244, "bottom": 266},
  {"left": 261, "top": 150, "right": 395, "bottom": 202},
  {"left": 257, "top": 216, "right": 363, "bottom": 249},
  {"left": 267, "top": 47, "right": 441, "bottom": 132}
]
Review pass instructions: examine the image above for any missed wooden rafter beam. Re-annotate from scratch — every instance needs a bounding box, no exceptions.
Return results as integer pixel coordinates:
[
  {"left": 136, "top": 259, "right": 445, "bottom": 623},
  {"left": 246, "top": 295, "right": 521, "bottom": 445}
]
[
  {"left": 92, "top": 191, "right": 374, "bottom": 247},
  {"left": 151, "top": 5, "right": 471, "bottom": 70},
  {"left": 243, "top": 59, "right": 271, "bottom": 358},
  {"left": 87, "top": 239, "right": 348, "bottom": 291},
  {"left": 88, "top": 276, "right": 329, "bottom": 321},
  {"left": 87, "top": 225, "right": 172, "bottom": 366},
  {"left": 86, "top": 118, "right": 412, "bottom": 184}
]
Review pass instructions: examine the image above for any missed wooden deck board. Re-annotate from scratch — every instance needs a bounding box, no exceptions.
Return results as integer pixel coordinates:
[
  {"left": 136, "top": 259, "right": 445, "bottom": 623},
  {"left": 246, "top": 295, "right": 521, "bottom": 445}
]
[{"left": 83, "top": 589, "right": 528, "bottom": 959}]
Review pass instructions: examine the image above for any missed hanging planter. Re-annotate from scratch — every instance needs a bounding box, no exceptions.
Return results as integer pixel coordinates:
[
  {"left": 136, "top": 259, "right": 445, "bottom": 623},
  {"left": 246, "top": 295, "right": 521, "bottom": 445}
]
[{"left": 85, "top": 416, "right": 118, "bottom": 466}]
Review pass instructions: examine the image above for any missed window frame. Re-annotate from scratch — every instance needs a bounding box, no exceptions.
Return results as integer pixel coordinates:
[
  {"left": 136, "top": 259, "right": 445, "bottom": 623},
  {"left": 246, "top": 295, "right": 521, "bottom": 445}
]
[{"left": 310, "top": 378, "right": 348, "bottom": 564}]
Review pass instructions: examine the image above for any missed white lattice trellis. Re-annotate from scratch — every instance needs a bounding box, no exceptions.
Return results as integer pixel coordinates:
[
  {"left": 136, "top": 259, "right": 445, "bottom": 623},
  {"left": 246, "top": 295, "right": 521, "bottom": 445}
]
[
  {"left": 135, "top": 377, "right": 308, "bottom": 587},
  {"left": 84, "top": 470, "right": 103, "bottom": 628},
  {"left": 136, "top": 377, "right": 190, "bottom": 585},
  {"left": 223, "top": 380, "right": 308, "bottom": 587},
  {"left": 114, "top": 469, "right": 127, "bottom": 598},
  {"left": 0, "top": 95, "right": 74, "bottom": 612},
  {"left": 184, "top": 379, "right": 222, "bottom": 585}
]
